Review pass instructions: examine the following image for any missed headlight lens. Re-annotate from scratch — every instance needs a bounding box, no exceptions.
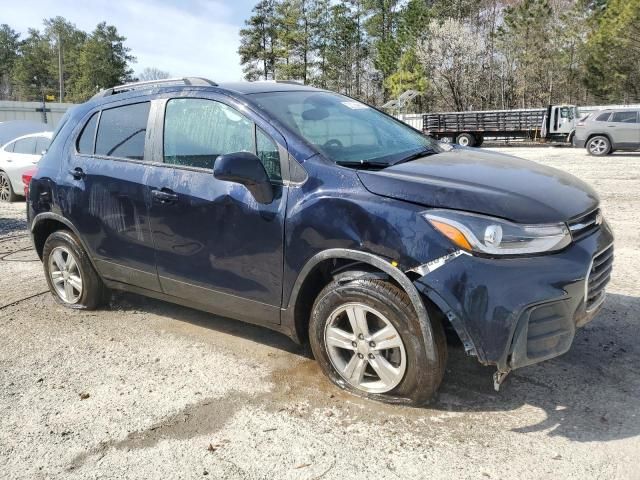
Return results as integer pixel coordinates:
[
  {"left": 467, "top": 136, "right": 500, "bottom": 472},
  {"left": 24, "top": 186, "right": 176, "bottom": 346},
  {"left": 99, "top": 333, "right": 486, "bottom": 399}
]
[{"left": 423, "top": 209, "right": 571, "bottom": 255}]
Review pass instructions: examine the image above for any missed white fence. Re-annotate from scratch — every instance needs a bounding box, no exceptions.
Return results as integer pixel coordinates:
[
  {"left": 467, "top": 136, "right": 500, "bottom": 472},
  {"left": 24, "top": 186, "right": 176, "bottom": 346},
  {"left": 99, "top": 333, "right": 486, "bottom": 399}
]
[{"left": 0, "top": 101, "right": 75, "bottom": 127}]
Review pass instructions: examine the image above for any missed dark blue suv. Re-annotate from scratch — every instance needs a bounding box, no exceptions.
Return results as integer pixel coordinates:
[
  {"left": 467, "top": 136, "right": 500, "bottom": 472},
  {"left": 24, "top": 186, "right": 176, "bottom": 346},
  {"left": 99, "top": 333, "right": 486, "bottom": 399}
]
[{"left": 27, "top": 78, "right": 614, "bottom": 405}]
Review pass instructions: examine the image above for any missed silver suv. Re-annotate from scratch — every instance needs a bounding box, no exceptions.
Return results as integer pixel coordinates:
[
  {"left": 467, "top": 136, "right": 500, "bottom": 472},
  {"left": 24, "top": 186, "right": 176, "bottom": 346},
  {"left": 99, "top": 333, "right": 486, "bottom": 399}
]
[{"left": 574, "top": 109, "right": 640, "bottom": 156}]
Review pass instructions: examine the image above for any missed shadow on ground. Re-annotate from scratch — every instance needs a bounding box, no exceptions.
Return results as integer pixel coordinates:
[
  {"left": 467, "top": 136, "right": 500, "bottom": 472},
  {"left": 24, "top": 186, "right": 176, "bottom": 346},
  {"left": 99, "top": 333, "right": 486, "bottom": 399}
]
[{"left": 107, "top": 289, "right": 639, "bottom": 445}]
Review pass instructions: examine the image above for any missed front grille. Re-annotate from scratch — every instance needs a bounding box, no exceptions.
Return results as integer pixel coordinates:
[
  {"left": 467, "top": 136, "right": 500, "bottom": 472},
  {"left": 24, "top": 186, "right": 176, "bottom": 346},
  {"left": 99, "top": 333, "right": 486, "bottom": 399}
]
[
  {"left": 569, "top": 208, "right": 601, "bottom": 240},
  {"left": 586, "top": 245, "right": 614, "bottom": 310}
]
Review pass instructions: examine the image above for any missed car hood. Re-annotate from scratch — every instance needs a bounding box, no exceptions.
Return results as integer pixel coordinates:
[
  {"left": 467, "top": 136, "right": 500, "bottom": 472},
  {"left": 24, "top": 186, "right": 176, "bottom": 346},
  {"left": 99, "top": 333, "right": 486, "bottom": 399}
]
[{"left": 357, "top": 148, "right": 599, "bottom": 224}]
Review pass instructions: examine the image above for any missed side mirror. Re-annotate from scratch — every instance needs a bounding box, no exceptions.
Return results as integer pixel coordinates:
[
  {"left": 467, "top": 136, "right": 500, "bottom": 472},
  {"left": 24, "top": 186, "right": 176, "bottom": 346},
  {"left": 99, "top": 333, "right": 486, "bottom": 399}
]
[{"left": 213, "top": 151, "right": 274, "bottom": 204}]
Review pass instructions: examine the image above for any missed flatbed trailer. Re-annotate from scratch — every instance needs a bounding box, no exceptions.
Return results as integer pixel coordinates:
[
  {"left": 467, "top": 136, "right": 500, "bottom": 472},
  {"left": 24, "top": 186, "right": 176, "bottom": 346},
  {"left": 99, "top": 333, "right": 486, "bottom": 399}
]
[{"left": 422, "top": 105, "right": 577, "bottom": 146}]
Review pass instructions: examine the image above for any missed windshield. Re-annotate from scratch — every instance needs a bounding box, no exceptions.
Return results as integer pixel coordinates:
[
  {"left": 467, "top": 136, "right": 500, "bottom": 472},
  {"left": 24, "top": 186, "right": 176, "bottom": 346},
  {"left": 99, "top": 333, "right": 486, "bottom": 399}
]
[{"left": 250, "top": 91, "right": 440, "bottom": 165}]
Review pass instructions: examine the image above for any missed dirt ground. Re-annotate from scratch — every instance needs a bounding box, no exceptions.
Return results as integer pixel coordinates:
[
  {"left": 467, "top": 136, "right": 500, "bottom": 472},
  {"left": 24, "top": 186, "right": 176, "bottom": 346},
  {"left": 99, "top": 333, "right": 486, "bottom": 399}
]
[{"left": 0, "top": 147, "right": 638, "bottom": 480}]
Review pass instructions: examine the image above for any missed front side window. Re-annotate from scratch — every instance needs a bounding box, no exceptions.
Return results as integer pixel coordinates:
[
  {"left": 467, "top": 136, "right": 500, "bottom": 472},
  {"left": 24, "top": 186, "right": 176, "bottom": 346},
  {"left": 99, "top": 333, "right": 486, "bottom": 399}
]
[
  {"left": 164, "top": 98, "right": 254, "bottom": 170},
  {"left": 77, "top": 112, "right": 99, "bottom": 154},
  {"left": 13, "top": 137, "right": 37, "bottom": 155},
  {"left": 256, "top": 128, "right": 281, "bottom": 180},
  {"left": 95, "top": 102, "right": 150, "bottom": 160},
  {"left": 611, "top": 111, "right": 638, "bottom": 123},
  {"left": 251, "top": 91, "right": 440, "bottom": 166}
]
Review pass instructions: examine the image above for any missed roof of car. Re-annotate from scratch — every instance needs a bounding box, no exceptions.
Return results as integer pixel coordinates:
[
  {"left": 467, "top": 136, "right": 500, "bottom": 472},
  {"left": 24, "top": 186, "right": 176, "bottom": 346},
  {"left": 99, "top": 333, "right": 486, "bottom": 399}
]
[{"left": 216, "top": 81, "right": 321, "bottom": 95}]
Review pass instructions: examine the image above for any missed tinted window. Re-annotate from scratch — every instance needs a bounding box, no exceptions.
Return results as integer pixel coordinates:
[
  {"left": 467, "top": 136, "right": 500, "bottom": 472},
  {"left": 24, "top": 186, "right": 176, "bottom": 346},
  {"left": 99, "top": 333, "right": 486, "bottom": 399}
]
[
  {"left": 13, "top": 137, "right": 37, "bottom": 154},
  {"left": 77, "top": 112, "right": 99, "bottom": 154},
  {"left": 164, "top": 98, "right": 254, "bottom": 170},
  {"left": 96, "top": 102, "right": 150, "bottom": 160},
  {"left": 35, "top": 136, "right": 50, "bottom": 154},
  {"left": 256, "top": 128, "right": 281, "bottom": 181},
  {"left": 611, "top": 111, "right": 638, "bottom": 123},
  {"left": 595, "top": 112, "right": 611, "bottom": 122}
]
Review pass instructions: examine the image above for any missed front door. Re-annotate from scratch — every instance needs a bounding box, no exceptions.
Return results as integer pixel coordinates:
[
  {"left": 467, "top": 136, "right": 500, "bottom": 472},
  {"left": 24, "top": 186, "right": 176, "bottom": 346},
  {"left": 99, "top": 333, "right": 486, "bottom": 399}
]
[
  {"left": 148, "top": 96, "right": 287, "bottom": 325},
  {"left": 64, "top": 101, "right": 161, "bottom": 291}
]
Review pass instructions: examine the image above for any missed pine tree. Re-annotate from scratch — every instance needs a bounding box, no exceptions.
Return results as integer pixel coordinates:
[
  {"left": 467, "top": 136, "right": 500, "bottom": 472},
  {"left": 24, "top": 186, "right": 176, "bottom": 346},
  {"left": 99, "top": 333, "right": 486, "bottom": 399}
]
[
  {"left": 238, "top": 0, "right": 279, "bottom": 80},
  {"left": 583, "top": 0, "right": 640, "bottom": 102},
  {"left": 0, "top": 24, "right": 20, "bottom": 99},
  {"left": 66, "top": 22, "right": 134, "bottom": 101}
]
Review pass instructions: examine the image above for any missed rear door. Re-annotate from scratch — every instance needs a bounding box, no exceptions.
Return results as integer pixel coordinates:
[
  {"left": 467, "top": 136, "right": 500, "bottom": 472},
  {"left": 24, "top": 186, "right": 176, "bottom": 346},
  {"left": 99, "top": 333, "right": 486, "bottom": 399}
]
[
  {"left": 147, "top": 95, "right": 288, "bottom": 325},
  {"left": 607, "top": 110, "right": 639, "bottom": 147},
  {"left": 64, "top": 101, "right": 161, "bottom": 291}
]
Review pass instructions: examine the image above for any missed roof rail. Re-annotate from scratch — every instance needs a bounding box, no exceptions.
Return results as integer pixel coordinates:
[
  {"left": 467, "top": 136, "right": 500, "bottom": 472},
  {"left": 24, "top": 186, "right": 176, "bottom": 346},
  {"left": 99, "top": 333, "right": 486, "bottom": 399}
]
[{"left": 91, "top": 77, "right": 217, "bottom": 100}]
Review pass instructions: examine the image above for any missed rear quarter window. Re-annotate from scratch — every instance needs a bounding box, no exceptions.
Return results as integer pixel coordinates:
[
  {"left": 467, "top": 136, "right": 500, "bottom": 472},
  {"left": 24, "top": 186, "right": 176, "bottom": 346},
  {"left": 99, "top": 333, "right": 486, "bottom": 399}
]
[
  {"left": 76, "top": 112, "right": 99, "bottom": 154},
  {"left": 595, "top": 112, "right": 612, "bottom": 122}
]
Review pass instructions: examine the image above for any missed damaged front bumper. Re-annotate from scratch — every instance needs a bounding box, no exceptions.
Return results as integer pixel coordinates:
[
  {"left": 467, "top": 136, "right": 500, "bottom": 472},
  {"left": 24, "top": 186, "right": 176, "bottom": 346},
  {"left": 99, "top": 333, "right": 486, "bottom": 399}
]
[{"left": 411, "top": 221, "right": 614, "bottom": 382}]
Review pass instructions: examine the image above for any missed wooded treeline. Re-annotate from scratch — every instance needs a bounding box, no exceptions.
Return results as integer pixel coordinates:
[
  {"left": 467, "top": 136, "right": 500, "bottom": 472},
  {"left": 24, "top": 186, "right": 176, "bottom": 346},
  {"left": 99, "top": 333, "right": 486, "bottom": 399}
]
[
  {"left": 0, "top": 17, "right": 134, "bottom": 103},
  {"left": 238, "top": 0, "right": 640, "bottom": 111}
]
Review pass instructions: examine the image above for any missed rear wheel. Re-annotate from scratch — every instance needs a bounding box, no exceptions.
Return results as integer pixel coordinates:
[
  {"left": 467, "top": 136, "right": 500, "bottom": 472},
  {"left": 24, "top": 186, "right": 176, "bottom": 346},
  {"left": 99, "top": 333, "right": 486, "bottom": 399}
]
[
  {"left": 456, "top": 133, "right": 476, "bottom": 147},
  {"left": 43, "top": 230, "right": 107, "bottom": 310},
  {"left": 474, "top": 135, "right": 484, "bottom": 147},
  {"left": 0, "top": 171, "right": 18, "bottom": 203},
  {"left": 586, "top": 136, "right": 611, "bottom": 156},
  {"left": 309, "top": 277, "right": 446, "bottom": 405}
]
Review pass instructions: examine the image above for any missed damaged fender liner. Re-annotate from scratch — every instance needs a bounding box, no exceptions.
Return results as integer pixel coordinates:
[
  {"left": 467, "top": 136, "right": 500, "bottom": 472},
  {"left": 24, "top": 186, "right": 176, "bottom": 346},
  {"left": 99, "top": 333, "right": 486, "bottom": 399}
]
[{"left": 407, "top": 251, "right": 483, "bottom": 361}]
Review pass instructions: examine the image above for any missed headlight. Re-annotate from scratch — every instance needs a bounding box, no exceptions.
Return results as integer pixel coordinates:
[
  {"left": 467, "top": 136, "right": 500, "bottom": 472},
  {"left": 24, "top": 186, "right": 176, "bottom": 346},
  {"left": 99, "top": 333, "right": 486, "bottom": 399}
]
[{"left": 423, "top": 209, "right": 571, "bottom": 256}]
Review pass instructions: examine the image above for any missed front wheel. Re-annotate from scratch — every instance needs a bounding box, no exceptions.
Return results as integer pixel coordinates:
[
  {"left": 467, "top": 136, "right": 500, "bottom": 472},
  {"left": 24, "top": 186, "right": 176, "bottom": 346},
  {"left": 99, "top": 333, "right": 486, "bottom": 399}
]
[
  {"left": 309, "top": 277, "right": 447, "bottom": 405},
  {"left": 586, "top": 136, "right": 611, "bottom": 156},
  {"left": 43, "top": 230, "right": 108, "bottom": 310}
]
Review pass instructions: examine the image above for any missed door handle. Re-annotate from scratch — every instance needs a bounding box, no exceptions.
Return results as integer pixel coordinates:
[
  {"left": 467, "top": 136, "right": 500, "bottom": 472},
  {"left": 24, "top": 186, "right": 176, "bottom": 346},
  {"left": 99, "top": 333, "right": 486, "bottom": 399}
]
[
  {"left": 68, "top": 167, "right": 86, "bottom": 180},
  {"left": 151, "top": 188, "right": 178, "bottom": 204},
  {"left": 607, "top": 125, "right": 616, "bottom": 128}
]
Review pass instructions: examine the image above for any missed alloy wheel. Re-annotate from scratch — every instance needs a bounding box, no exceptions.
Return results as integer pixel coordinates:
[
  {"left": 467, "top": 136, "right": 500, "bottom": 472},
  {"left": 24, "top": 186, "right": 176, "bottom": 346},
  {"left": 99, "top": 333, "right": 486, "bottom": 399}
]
[
  {"left": 0, "top": 174, "right": 10, "bottom": 202},
  {"left": 324, "top": 303, "right": 407, "bottom": 394},
  {"left": 48, "top": 246, "right": 83, "bottom": 304},
  {"left": 589, "top": 138, "right": 607, "bottom": 155}
]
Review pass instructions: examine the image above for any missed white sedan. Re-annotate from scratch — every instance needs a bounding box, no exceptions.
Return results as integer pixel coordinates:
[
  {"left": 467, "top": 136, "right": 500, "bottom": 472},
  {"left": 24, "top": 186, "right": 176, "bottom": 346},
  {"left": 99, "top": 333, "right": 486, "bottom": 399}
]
[{"left": 0, "top": 131, "right": 52, "bottom": 202}]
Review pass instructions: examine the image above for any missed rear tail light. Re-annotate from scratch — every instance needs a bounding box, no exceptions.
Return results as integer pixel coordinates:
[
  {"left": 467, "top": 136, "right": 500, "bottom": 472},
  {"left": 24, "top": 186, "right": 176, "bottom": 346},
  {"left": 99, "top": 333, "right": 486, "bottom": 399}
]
[
  {"left": 577, "top": 122, "right": 585, "bottom": 127},
  {"left": 22, "top": 167, "right": 37, "bottom": 198}
]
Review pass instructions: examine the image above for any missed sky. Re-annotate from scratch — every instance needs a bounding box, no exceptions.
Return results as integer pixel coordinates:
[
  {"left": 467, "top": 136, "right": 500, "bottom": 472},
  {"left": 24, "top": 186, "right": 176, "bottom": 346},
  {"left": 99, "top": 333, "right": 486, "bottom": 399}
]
[{"left": 2, "top": 0, "right": 257, "bottom": 82}]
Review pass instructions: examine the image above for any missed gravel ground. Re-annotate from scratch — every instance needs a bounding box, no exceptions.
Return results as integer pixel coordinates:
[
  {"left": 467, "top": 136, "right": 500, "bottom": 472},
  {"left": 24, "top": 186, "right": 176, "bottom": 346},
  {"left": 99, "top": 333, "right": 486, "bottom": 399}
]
[{"left": 0, "top": 147, "right": 638, "bottom": 480}]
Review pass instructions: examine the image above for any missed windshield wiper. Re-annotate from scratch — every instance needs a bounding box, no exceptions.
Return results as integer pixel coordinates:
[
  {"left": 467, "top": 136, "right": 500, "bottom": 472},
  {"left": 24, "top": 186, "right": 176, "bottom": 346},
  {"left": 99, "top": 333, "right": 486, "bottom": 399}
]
[
  {"left": 389, "top": 148, "right": 438, "bottom": 167},
  {"left": 335, "top": 160, "right": 389, "bottom": 169}
]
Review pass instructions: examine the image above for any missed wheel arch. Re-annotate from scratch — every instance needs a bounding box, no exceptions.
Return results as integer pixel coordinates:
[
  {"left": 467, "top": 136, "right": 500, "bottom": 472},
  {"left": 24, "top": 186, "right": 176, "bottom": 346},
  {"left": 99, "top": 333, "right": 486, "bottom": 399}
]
[
  {"left": 31, "top": 213, "right": 93, "bottom": 267},
  {"left": 283, "top": 249, "right": 439, "bottom": 362},
  {"left": 586, "top": 132, "right": 613, "bottom": 145}
]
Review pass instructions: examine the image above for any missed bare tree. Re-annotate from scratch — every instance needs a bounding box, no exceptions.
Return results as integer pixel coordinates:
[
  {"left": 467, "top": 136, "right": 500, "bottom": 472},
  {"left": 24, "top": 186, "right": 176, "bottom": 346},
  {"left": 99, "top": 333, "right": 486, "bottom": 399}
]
[
  {"left": 416, "top": 19, "right": 484, "bottom": 111},
  {"left": 138, "top": 67, "right": 171, "bottom": 81}
]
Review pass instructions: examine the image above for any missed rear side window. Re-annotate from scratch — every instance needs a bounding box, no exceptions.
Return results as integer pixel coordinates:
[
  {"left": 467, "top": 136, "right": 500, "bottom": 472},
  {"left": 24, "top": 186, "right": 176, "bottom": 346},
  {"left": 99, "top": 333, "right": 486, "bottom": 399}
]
[
  {"left": 595, "top": 112, "right": 611, "bottom": 122},
  {"left": 77, "top": 112, "right": 99, "bottom": 154},
  {"left": 163, "top": 98, "right": 254, "bottom": 170},
  {"left": 96, "top": 102, "right": 150, "bottom": 160},
  {"left": 3, "top": 141, "right": 15, "bottom": 152},
  {"left": 35, "top": 136, "right": 50, "bottom": 154},
  {"left": 611, "top": 111, "right": 638, "bottom": 123},
  {"left": 13, "top": 137, "right": 37, "bottom": 154}
]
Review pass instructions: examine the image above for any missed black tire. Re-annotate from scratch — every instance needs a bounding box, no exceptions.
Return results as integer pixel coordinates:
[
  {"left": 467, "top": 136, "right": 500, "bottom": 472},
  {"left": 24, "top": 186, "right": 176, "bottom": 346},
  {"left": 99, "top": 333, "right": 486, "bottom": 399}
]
[
  {"left": 309, "top": 277, "right": 447, "bottom": 406},
  {"left": 0, "top": 171, "right": 18, "bottom": 203},
  {"left": 586, "top": 136, "right": 611, "bottom": 156},
  {"left": 475, "top": 135, "right": 484, "bottom": 147},
  {"left": 456, "top": 133, "right": 476, "bottom": 147},
  {"left": 42, "top": 230, "right": 108, "bottom": 310}
]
